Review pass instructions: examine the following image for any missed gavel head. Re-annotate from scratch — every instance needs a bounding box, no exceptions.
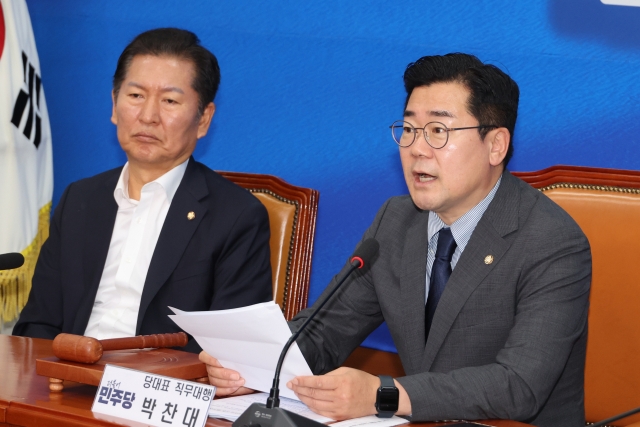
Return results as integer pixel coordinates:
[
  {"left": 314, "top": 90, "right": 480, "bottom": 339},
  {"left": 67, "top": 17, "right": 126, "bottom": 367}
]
[{"left": 52, "top": 333, "right": 103, "bottom": 364}]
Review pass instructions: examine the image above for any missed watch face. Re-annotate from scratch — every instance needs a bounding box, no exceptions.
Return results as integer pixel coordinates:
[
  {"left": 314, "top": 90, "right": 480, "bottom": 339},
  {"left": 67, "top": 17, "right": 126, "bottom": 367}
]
[{"left": 377, "top": 387, "right": 399, "bottom": 412}]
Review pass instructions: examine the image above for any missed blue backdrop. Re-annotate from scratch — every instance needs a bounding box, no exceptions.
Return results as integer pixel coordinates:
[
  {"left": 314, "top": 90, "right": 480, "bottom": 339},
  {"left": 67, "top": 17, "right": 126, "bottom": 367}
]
[{"left": 25, "top": 0, "right": 640, "bottom": 352}]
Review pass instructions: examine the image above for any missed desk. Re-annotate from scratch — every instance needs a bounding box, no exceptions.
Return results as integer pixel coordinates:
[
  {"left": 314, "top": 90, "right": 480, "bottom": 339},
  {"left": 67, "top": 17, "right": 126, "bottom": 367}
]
[{"left": 0, "top": 335, "right": 529, "bottom": 427}]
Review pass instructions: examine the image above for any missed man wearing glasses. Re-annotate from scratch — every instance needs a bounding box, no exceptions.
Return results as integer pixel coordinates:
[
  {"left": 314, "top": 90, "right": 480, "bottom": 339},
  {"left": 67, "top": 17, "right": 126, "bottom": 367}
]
[{"left": 202, "top": 53, "right": 591, "bottom": 427}]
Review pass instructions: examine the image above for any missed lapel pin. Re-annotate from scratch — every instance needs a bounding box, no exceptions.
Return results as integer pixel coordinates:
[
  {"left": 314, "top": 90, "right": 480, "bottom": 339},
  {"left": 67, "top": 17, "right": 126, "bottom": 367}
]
[
  {"left": 484, "top": 255, "right": 494, "bottom": 265},
  {"left": 187, "top": 211, "right": 196, "bottom": 220}
]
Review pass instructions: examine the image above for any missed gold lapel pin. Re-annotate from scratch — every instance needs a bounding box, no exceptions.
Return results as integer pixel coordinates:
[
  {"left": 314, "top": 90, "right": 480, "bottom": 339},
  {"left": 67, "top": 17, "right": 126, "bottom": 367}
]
[
  {"left": 484, "top": 255, "right": 494, "bottom": 265},
  {"left": 187, "top": 211, "right": 196, "bottom": 220}
]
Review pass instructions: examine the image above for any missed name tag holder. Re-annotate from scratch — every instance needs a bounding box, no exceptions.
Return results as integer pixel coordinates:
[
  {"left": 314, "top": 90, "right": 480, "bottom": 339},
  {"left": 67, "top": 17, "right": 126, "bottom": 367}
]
[{"left": 92, "top": 364, "right": 215, "bottom": 427}]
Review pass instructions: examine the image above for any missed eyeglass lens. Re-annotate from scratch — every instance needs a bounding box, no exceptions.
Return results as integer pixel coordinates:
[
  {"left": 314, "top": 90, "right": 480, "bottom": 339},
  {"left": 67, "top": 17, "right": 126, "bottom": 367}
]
[{"left": 391, "top": 121, "right": 449, "bottom": 148}]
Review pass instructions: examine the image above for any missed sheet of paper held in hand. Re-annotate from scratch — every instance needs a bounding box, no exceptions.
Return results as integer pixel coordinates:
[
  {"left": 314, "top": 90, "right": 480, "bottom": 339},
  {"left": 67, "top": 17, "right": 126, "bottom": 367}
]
[{"left": 168, "top": 301, "right": 312, "bottom": 400}]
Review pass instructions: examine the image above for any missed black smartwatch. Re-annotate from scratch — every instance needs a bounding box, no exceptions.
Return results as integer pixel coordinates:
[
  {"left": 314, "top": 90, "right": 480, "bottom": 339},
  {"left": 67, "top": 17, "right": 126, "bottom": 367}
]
[{"left": 375, "top": 375, "right": 399, "bottom": 418}]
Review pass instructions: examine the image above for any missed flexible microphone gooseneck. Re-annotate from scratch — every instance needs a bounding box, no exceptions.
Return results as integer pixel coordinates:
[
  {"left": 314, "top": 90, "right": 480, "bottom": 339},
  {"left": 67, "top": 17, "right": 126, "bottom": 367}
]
[
  {"left": 0, "top": 253, "right": 25, "bottom": 270},
  {"left": 266, "top": 238, "right": 380, "bottom": 409},
  {"left": 232, "top": 238, "right": 380, "bottom": 427},
  {"left": 590, "top": 405, "right": 640, "bottom": 427}
]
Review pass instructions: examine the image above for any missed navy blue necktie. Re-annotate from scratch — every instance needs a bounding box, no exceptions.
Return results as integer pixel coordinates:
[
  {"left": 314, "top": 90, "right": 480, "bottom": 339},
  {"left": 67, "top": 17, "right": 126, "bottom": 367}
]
[{"left": 425, "top": 227, "right": 457, "bottom": 341}]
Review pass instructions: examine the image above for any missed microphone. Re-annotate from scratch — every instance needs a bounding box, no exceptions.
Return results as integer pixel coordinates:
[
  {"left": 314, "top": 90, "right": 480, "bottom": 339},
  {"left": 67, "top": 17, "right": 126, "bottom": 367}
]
[
  {"left": 233, "top": 238, "right": 380, "bottom": 427},
  {"left": 590, "top": 406, "right": 640, "bottom": 427},
  {"left": 0, "top": 253, "right": 25, "bottom": 270}
]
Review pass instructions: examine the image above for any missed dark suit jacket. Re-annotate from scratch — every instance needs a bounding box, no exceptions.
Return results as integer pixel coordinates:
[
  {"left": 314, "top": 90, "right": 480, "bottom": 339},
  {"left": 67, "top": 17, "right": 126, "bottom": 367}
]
[
  {"left": 14, "top": 158, "right": 273, "bottom": 353},
  {"left": 291, "top": 171, "right": 591, "bottom": 427}
]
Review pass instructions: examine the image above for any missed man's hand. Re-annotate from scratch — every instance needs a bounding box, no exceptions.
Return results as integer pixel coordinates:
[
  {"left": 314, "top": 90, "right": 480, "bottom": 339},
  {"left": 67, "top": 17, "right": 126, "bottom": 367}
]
[
  {"left": 286, "top": 367, "right": 380, "bottom": 420},
  {"left": 199, "top": 351, "right": 254, "bottom": 397}
]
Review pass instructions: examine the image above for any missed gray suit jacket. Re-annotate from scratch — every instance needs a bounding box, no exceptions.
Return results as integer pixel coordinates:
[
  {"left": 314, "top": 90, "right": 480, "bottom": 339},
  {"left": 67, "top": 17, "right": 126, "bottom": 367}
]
[{"left": 291, "top": 171, "right": 591, "bottom": 427}]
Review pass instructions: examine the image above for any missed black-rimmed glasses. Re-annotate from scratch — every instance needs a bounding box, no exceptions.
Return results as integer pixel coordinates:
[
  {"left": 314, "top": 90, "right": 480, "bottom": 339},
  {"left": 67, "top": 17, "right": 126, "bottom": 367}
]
[{"left": 390, "top": 120, "right": 497, "bottom": 149}]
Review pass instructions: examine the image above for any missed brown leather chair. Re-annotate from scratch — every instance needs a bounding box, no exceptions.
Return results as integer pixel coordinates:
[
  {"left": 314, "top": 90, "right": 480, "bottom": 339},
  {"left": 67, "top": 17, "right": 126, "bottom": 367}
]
[
  {"left": 514, "top": 165, "right": 640, "bottom": 426},
  {"left": 218, "top": 171, "right": 319, "bottom": 320}
]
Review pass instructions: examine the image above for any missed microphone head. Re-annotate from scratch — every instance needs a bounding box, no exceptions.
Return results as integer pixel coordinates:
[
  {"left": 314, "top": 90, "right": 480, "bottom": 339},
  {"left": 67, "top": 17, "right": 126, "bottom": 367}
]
[
  {"left": 0, "top": 253, "right": 25, "bottom": 270},
  {"left": 350, "top": 238, "right": 379, "bottom": 269}
]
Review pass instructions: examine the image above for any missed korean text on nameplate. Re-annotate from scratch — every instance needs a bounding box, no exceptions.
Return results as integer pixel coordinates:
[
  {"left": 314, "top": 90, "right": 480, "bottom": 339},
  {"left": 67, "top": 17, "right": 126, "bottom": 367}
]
[{"left": 91, "top": 364, "right": 215, "bottom": 427}]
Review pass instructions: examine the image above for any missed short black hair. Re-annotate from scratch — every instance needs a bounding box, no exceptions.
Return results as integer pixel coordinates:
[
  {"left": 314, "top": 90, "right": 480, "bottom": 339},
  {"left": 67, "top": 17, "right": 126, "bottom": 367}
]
[
  {"left": 403, "top": 53, "right": 519, "bottom": 166},
  {"left": 113, "top": 28, "right": 220, "bottom": 115}
]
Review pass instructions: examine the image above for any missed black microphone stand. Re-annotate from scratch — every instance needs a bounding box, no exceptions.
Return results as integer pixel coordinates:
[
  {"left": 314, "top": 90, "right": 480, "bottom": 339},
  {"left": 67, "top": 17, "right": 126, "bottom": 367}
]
[
  {"left": 265, "top": 262, "right": 360, "bottom": 410},
  {"left": 590, "top": 405, "right": 640, "bottom": 427},
  {"left": 233, "top": 238, "right": 378, "bottom": 427}
]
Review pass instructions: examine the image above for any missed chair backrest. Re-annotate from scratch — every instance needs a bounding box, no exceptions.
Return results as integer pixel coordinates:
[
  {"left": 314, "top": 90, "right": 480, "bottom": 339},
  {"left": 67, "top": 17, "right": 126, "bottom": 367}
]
[
  {"left": 513, "top": 165, "right": 640, "bottom": 426},
  {"left": 218, "top": 171, "right": 319, "bottom": 320}
]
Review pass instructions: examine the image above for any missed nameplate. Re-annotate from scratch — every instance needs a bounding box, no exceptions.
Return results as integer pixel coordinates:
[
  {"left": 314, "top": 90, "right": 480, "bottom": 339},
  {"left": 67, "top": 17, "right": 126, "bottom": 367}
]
[{"left": 91, "top": 364, "right": 215, "bottom": 427}]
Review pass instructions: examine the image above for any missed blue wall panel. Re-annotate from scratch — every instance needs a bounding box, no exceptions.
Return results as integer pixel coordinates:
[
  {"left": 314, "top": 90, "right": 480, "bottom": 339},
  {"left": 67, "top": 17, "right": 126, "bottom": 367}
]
[{"left": 24, "top": 0, "right": 640, "bottom": 351}]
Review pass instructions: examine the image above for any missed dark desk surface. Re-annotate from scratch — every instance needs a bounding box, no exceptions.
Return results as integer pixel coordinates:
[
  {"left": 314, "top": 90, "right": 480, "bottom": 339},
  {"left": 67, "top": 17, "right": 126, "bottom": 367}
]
[{"left": 0, "top": 335, "right": 530, "bottom": 427}]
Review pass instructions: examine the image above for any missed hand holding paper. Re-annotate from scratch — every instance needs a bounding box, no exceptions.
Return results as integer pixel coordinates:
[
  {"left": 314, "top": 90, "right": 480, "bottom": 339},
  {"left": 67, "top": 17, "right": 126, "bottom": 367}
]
[
  {"left": 198, "top": 351, "right": 253, "bottom": 397},
  {"left": 169, "top": 301, "right": 313, "bottom": 400}
]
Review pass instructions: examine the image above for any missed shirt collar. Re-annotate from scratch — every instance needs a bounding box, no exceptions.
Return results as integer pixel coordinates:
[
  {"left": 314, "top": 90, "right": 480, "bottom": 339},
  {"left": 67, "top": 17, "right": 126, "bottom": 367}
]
[
  {"left": 427, "top": 175, "right": 502, "bottom": 251},
  {"left": 113, "top": 158, "right": 189, "bottom": 206}
]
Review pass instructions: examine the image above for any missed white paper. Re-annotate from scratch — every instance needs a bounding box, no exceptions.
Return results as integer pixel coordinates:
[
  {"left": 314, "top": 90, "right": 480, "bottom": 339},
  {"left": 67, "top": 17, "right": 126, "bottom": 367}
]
[
  {"left": 208, "top": 392, "right": 334, "bottom": 424},
  {"left": 169, "top": 301, "right": 313, "bottom": 400},
  {"left": 330, "top": 415, "right": 409, "bottom": 427}
]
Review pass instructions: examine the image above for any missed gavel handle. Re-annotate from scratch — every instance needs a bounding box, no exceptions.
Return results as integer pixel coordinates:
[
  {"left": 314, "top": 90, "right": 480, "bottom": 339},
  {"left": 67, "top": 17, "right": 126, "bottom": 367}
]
[{"left": 100, "top": 332, "right": 188, "bottom": 351}]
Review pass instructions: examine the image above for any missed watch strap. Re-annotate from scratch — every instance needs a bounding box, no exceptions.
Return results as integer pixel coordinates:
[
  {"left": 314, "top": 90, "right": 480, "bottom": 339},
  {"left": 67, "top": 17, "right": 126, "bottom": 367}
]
[{"left": 378, "top": 375, "right": 394, "bottom": 388}]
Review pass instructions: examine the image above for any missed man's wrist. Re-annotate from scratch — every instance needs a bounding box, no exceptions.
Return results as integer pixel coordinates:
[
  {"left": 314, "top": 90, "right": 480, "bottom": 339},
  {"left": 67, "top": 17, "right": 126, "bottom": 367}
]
[{"left": 393, "top": 378, "right": 412, "bottom": 416}]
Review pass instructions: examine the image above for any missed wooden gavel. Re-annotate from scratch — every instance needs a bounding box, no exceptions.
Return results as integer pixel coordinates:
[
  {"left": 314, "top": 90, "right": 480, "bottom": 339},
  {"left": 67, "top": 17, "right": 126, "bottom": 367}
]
[{"left": 52, "top": 332, "right": 188, "bottom": 364}]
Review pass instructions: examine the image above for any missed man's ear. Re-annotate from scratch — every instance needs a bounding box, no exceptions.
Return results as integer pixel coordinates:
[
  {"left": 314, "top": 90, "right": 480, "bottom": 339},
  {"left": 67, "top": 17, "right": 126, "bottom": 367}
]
[
  {"left": 488, "top": 127, "right": 510, "bottom": 167},
  {"left": 197, "top": 102, "right": 216, "bottom": 139},
  {"left": 110, "top": 91, "right": 118, "bottom": 125}
]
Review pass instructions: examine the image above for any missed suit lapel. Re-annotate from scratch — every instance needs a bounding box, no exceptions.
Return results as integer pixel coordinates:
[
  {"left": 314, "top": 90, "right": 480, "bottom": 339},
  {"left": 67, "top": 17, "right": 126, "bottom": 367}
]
[
  {"left": 399, "top": 208, "right": 430, "bottom": 374},
  {"left": 136, "top": 159, "right": 209, "bottom": 333},
  {"left": 421, "top": 172, "right": 521, "bottom": 371},
  {"left": 73, "top": 170, "right": 120, "bottom": 334}
]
